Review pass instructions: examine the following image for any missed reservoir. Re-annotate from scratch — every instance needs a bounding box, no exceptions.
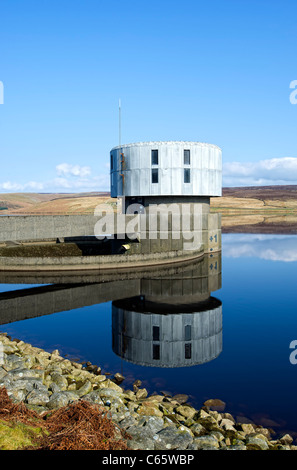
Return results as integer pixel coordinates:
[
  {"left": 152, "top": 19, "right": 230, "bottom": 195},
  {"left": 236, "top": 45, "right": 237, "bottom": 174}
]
[{"left": 1, "top": 233, "right": 297, "bottom": 437}]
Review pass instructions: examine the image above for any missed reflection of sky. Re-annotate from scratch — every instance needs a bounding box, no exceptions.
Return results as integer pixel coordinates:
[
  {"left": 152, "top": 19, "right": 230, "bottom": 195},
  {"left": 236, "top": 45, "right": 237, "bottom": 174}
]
[
  {"left": 1, "top": 235, "right": 297, "bottom": 432},
  {"left": 0, "top": 284, "right": 47, "bottom": 293},
  {"left": 222, "top": 234, "right": 297, "bottom": 262}
]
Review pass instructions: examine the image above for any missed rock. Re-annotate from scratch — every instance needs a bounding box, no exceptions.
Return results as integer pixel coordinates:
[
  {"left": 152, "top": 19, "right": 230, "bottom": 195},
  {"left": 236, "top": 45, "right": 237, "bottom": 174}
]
[
  {"left": 176, "top": 405, "right": 196, "bottom": 420},
  {"left": 26, "top": 389, "right": 50, "bottom": 406},
  {"left": 246, "top": 436, "right": 269, "bottom": 450},
  {"left": 127, "top": 436, "right": 155, "bottom": 450},
  {"left": 188, "top": 435, "right": 220, "bottom": 450},
  {"left": 2, "top": 344, "right": 18, "bottom": 354},
  {"left": 81, "top": 391, "right": 104, "bottom": 405},
  {"left": 8, "top": 377, "right": 45, "bottom": 394},
  {"left": 145, "top": 395, "right": 164, "bottom": 403},
  {"left": 221, "top": 412, "right": 235, "bottom": 423},
  {"left": 178, "top": 425, "right": 194, "bottom": 437},
  {"left": 210, "top": 430, "right": 225, "bottom": 442},
  {"left": 23, "top": 355, "right": 36, "bottom": 369},
  {"left": 51, "top": 349, "right": 61, "bottom": 357},
  {"left": 118, "top": 415, "right": 138, "bottom": 430},
  {"left": 98, "top": 387, "right": 124, "bottom": 399},
  {"left": 102, "top": 379, "right": 123, "bottom": 393},
  {"left": 198, "top": 409, "right": 211, "bottom": 419},
  {"left": 239, "top": 423, "right": 255, "bottom": 435},
  {"left": 0, "top": 367, "right": 7, "bottom": 381},
  {"left": 236, "top": 415, "right": 255, "bottom": 425},
  {"left": 114, "top": 373, "right": 124, "bottom": 384},
  {"left": 47, "top": 391, "right": 79, "bottom": 409},
  {"left": 9, "top": 368, "right": 44, "bottom": 380},
  {"left": 190, "top": 423, "right": 206, "bottom": 437},
  {"left": 160, "top": 401, "right": 175, "bottom": 414},
  {"left": 153, "top": 427, "right": 193, "bottom": 450},
  {"left": 108, "top": 397, "right": 125, "bottom": 410},
  {"left": 136, "top": 388, "right": 148, "bottom": 400},
  {"left": 255, "top": 427, "right": 271, "bottom": 439},
  {"left": 275, "top": 445, "right": 292, "bottom": 450},
  {"left": 49, "top": 382, "right": 61, "bottom": 394},
  {"left": 280, "top": 434, "right": 294, "bottom": 445},
  {"left": 220, "top": 418, "right": 236, "bottom": 432},
  {"left": 50, "top": 372, "right": 68, "bottom": 391},
  {"left": 133, "top": 380, "right": 142, "bottom": 392},
  {"left": 137, "top": 402, "right": 163, "bottom": 418},
  {"left": 2, "top": 333, "right": 297, "bottom": 452},
  {"left": 203, "top": 399, "right": 226, "bottom": 411},
  {"left": 225, "top": 444, "right": 247, "bottom": 450},
  {"left": 137, "top": 416, "right": 165, "bottom": 437},
  {"left": 3, "top": 354, "right": 25, "bottom": 371},
  {"left": 172, "top": 394, "right": 188, "bottom": 404},
  {"left": 123, "top": 390, "right": 137, "bottom": 401},
  {"left": 93, "top": 374, "right": 107, "bottom": 383},
  {"left": 6, "top": 388, "right": 27, "bottom": 403},
  {"left": 76, "top": 380, "right": 92, "bottom": 398},
  {"left": 0, "top": 373, "right": 12, "bottom": 388}
]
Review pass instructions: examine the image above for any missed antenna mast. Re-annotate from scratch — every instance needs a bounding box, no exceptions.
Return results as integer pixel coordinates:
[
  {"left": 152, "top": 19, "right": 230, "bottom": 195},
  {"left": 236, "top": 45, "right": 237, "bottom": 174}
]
[
  {"left": 119, "top": 98, "right": 121, "bottom": 151},
  {"left": 119, "top": 99, "right": 125, "bottom": 194}
]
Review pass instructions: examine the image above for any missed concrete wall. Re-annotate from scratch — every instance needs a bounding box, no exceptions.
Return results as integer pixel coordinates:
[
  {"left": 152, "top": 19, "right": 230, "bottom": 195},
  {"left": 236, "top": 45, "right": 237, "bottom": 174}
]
[
  {"left": 0, "top": 280, "right": 140, "bottom": 326},
  {"left": 0, "top": 209, "right": 221, "bottom": 261},
  {"left": 0, "top": 251, "right": 221, "bottom": 327},
  {"left": 0, "top": 215, "right": 99, "bottom": 243}
]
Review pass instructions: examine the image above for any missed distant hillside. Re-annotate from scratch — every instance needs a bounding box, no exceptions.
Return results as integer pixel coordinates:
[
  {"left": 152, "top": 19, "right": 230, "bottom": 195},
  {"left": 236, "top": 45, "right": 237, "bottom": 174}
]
[
  {"left": 215, "top": 185, "right": 297, "bottom": 233},
  {"left": 0, "top": 192, "right": 112, "bottom": 215},
  {"left": 0, "top": 186, "right": 297, "bottom": 215},
  {"left": 222, "top": 185, "right": 297, "bottom": 200},
  {"left": 211, "top": 185, "right": 297, "bottom": 214}
]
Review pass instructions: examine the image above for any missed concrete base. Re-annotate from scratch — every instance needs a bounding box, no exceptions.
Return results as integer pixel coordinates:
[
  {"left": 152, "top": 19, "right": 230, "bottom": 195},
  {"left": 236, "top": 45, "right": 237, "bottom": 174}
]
[{"left": 0, "top": 208, "right": 221, "bottom": 272}]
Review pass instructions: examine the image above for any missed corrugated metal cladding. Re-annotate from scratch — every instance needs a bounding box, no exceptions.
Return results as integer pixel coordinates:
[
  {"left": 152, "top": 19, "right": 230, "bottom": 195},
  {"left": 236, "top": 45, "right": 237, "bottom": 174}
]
[
  {"left": 110, "top": 141, "right": 222, "bottom": 198},
  {"left": 112, "top": 304, "right": 222, "bottom": 367}
]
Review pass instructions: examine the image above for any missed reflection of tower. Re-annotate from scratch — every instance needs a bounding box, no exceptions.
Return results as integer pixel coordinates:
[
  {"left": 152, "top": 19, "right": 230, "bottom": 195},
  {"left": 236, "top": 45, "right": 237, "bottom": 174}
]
[{"left": 112, "top": 252, "right": 222, "bottom": 368}]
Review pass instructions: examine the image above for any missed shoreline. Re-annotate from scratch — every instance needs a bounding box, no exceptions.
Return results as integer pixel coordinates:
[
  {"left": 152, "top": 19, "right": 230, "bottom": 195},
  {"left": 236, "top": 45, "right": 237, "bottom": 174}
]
[{"left": 0, "top": 332, "right": 296, "bottom": 450}]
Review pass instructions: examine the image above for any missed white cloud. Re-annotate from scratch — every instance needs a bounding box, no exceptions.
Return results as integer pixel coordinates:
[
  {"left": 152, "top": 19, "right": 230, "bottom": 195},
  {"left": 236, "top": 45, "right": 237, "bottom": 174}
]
[
  {"left": 0, "top": 181, "right": 45, "bottom": 191},
  {"left": 223, "top": 234, "right": 297, "bottom": 262},
  {"left": 223, "top": 157, "right": 297, "bottom": 186},
  {"left": 4, "top": 155, "right": 297, "bottom": 193},
  {"left": 56, "top": 163, "right": 91, "bottom": 178},
  {"left": 0, "top": 163, "right": 109, "bottom": 193},
  {"left": 51, "top": 174, "right": 110, "bottom": 191}
]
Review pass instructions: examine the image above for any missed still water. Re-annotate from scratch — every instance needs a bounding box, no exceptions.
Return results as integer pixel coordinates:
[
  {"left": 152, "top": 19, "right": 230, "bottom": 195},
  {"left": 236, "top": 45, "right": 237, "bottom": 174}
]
[{"left": 0, "top": 233, "right": 297, "bottom": 435}]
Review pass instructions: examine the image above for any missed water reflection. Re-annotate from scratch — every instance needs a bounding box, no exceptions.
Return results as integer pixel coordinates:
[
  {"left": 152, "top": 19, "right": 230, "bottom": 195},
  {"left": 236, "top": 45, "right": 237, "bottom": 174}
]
[
  {"left": 223, "top": 234, "right": 297, "bottom": 262},
  {"left": 112, "top": 297, "right": 222, "bottom": 368},
  {"left": 0, "top": 252, "right": 222, "bottom": 370}
]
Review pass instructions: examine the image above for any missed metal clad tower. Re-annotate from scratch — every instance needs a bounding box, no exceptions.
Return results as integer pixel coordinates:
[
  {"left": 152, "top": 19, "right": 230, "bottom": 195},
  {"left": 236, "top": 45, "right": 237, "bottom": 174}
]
[
  {"left": 110, "top": 140, "right": 222, "bottom": 254},
  {"left": 110, "top": 141, "right": 222, "bottom": 199}
]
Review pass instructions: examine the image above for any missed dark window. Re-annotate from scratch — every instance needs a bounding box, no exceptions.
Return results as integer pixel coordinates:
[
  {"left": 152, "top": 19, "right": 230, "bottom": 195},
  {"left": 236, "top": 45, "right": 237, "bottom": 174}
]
[
  {"left": 153, "top": 344, "right": 160, "bottom": 360},
  {"left": 152, "top": 168, "right": 159, "bottom": 183},
  {"left": 184, "top": 168, "right": 190, "bottom": 183},
  {"left": 185, "top": 325, "right": 191, "bottom": 341},
  {"left": 110, "top": 154, "right": 113, "bottom": 170},
  {"left": 153, "top": 326, "right": 160, "bottom": 341},
  {"left": 185, "top": 343, "right": 191, "bottom": 359},
  {"left": 184, "top": 149, "right": 190, "bottom": 165},
  {"left": 151, "top": 149, "right": 158, "bottom": 165}
]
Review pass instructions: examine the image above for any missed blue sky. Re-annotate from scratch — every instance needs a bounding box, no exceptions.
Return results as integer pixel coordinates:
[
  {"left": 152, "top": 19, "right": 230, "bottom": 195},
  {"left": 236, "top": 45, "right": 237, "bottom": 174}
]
[{"left": 0, "top": 0, "right": 297, "bottom": 192}]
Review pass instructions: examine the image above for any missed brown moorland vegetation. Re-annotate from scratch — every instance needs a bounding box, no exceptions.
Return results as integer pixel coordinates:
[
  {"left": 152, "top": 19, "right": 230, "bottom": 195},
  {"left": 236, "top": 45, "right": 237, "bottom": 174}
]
[{"left": 0, "top": 387, "right": 129, "bottom": 450}]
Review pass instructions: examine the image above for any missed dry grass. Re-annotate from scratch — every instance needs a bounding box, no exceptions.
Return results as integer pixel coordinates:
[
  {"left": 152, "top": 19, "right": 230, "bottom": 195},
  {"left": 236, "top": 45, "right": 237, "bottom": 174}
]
[
  {"left": 0, "top": 193, "right": 115, "bottom": 215},
  {"left": 0, "top": 387, "right": 129, "bottom": 450}
]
